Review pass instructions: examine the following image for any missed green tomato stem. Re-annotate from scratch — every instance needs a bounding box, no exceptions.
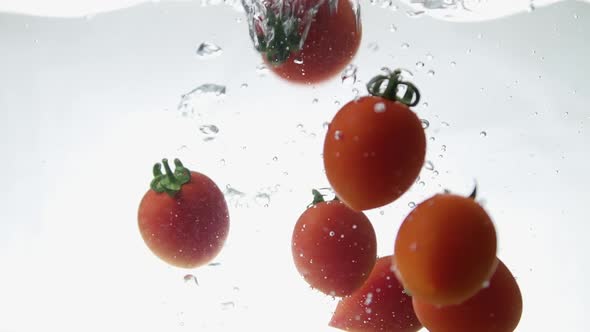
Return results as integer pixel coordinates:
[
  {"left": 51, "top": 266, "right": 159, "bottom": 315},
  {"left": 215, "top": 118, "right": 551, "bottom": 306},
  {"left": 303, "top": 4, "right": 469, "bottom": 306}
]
[
  {"left": 367, "top": 69, "right": 421, "bottom": 107},
  {"left": 150, "top": 158, "right": 191, "bottom": 197}
]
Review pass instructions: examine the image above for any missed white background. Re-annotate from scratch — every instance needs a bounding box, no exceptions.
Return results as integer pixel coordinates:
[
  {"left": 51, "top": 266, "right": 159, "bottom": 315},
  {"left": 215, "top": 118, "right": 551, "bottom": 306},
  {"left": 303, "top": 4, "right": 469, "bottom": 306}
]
[{"left": 0, "top": 0, "right": 589, "bottom": 331}]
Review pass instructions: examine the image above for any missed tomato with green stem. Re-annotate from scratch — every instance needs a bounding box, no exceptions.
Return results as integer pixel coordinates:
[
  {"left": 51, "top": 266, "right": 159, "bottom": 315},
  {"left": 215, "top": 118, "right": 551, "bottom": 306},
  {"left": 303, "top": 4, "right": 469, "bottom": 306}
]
[
  {"left": 138, "top": 158, "right": 229, "bottom": 268},
  {"left": 412, "top": 258, "right": 522, "bottom": 332},
  {"left": 251, "top": 0, "right": 361, "bottom": 84},
  {"left": 393, "top": 189, "right": 497, "bottom": 306},
  {"left": 330, "top": 255, "right": 422, "bottom": 332},
  {"left": 323, "top": 69, "right": 426, "bottom": 211},
  {"left": 292, "top": 190, "right": 377, "bottom": 297}
]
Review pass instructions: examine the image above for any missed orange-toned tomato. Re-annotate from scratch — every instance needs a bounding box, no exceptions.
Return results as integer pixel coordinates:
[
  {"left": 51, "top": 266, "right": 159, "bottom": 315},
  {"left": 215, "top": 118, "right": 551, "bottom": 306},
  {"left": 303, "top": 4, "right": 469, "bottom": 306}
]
[
  {"left": 255, "top": 0, "right": 361, "bottom": 84},
  {"left": 292, "top": 190, "right": 377, "bottom": 296},
  {"left": 413, "top": 258, "right": 522, "bottom": 332},
  {"left": 138, "top": 159, "right": 229, "bottom": 268},
  {"left": 393, "top": 193, "right": 497, "bottom": 306},
  {"left": 330, "top": 255, "right": 422, "bottom": 332},
  {"left": 323, "top": 70, "right": 425, "bottom": 211}
]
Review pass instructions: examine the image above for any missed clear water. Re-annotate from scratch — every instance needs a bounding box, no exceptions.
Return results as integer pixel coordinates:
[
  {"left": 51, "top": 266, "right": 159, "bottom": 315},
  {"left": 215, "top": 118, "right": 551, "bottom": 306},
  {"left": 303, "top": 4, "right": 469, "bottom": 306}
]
[{"left": 0, "top": 1, "right": 589, "bottom": 331}]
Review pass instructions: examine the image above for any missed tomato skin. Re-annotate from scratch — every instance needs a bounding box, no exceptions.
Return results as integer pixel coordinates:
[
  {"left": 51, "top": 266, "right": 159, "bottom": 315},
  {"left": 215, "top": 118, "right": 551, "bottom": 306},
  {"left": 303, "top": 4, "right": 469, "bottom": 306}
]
[
  {"left": 413, "top": 259, "right": 522, "bottom": 332},
  {"left": 265, "top": 0, "right": 361, "bottom": 84},
  {"left": 330, "top": 255, "right": 422, "bottom": 332},
  {"left": 323, "top": 96, "right": 426, "bottom": 211},
  {"left": 292, "top": 200, "right": 377, "bottom": 296},
  {"left": 138, "top": 171, "right": 229, "bottom": 268},
  {"left": 393, "top": 194, "right": 497, "bottom": 306}
]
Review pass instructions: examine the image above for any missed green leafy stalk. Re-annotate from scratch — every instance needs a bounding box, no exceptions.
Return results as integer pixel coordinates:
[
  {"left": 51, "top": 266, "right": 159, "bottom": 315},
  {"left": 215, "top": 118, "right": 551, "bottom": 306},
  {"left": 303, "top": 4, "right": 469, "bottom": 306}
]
[
  {"left": 366, "top": 69, "right": 421, "bottom": 107},
  {"left": 150, "top": 158, "right": 191, "bottom": 197}
]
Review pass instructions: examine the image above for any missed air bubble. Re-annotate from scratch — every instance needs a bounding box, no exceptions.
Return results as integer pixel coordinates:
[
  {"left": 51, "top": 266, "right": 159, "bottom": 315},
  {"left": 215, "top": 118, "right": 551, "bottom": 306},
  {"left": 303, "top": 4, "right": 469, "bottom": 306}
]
[
  {"left": 341, "top": 64, "right": 358, "bottom": 85},
  {"left": 401, "top": 42, "right": 410, "bottom": 49},
  {"left": 408, "top": 202, "right": 416, "bottom": 208},
  {"left": 416, "top": 61, "right": 425, "bottom": 69},
  {"left": 329, "top": 231, "right": 335, "bottom": 237},
  {"left": 334, "top": 130, "right": 343, "bottom": 140},
  {"left": 425, "top": 161, "right": 435, "bottom": 171},
  {"left": 196, "top": 42, "right": 222, "bottom": 58},
  {"left": 421, "top": 119, "right": 430, "bottom": 129},
  {"left": 480, "top": 131, "right": 487, "bottom": 137}
]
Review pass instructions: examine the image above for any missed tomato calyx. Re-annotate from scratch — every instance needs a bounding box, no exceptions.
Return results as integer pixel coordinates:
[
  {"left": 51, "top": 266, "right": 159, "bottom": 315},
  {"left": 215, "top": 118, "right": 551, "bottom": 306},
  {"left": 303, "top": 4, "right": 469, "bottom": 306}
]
[
  {"left": 150, "top": 158, "right": 191, "bottom": 197},
  {"left": 307, "top": 189, "right": 339, "bottom": 208},
  {"left": 366, "top": 68, "right": 421, "bottom": 107},
  {"left": 255, "top": 7, "right": 302, "bottom": 65}
]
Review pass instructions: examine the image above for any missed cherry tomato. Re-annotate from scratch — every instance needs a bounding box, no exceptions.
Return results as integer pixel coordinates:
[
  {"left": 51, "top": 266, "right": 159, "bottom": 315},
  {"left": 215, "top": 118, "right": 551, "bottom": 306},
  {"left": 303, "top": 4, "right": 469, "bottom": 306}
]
[
  {"left": 330, "top": 255, "right": 422, "bottom": 332},
  {"left": 255, "top": 0, "right": 361, "bottom": 84},
  {"left": 413, "top": 258, "right": 522, "bottom": 332},
  {"left": 323, "top": 70, "right": 425, "bottom": 211},
  {"left": 292, "top": 190, "right": 377, "bottom": 296},
  {"left": 138, "top": 159, "right": 229, "bottom": 268},
  {"left": 393, "top": 192, "right": 497, "bottom": 306}
]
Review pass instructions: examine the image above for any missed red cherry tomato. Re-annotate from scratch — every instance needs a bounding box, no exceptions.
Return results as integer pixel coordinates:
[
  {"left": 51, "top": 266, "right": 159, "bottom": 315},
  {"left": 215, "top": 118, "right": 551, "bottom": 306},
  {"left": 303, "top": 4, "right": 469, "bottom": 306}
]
[
  {"left": 413, "top": 258, "right": 523, "bottom": 332},
  {"left": 138, "top": 159, "right": 229, "bottom": 268},
  {"left": 292, "top": 190, "right": 377, "bottom": 296},
  {"left": 255, "top": 0, "right": 361, "bottom": 84},
  {"left": 393, "top": 192, "right": 497, "bottom": 306},
  {"left": 330, "top": 255, "right": 422, "bottom": 332},
  {"left": 323, "top": 70, "right": 425, "bottom": 211}
]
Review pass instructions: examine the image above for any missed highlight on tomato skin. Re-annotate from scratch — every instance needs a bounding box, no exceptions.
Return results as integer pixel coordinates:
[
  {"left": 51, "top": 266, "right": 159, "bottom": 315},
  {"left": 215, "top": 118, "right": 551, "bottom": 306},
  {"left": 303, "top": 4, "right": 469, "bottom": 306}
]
[
  {"left": 329, "top": 255, "right": 422, "bottom": 332},
  {"left": 323, "top": 69, "right": 426, "bottom": 211},
  {"left": 412, "top": 258, "right": 523, "bottom": 332},
  {"left": 393, "top": 192, "right": 497, "bottom": 306},
  {"left": 137, "top": 158, "right": 230, "bottom": 269},
  {"left": 291, "top": 190, "right": 377, "bottom": 297},
  {"left": 252, "top": 0, "right": 362, "bottom": 84}
]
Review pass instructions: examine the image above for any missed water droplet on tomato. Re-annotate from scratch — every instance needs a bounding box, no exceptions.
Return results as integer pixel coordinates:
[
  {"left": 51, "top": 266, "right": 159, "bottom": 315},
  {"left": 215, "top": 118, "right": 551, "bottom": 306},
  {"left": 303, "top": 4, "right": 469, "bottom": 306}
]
[
  {"left": 196, "top": 42, "right": 222, "bottom": 58},
  {"left": 482, "top": 280, "right": 491, "bottom": 288},
  {"left": 374, "top": 102, "right": 386, "bottom": 113},
  {"left": 352, "top": 224, "right": 358, "bottom": 229},
  {"left": 293, "top": 57, "right": 304, "bottom": 64},
  {"left": 329, "top": 231, "right": 335, "bottom": 237},
  {"left": 334, "top": 130, "right": 343, "bottom": 140},
  {"left": 364, "top": 292, "right": 373, "bottom": 305}
]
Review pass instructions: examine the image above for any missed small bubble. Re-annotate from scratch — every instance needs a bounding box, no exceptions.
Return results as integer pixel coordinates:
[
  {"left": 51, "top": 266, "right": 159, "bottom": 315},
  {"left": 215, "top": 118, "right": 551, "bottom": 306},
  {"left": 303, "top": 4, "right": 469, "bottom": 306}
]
[
  {"left": 425, "top": 161, "right": 435, "bottom": 171},
  {"left": 329, "top": 231, "right": 335, "bottom": 237},
  {"left": 364, "top": 292, "right": 374, "bottom": 305},
  {"left": 574, "top": 13, "right": 579, "bottom": 19},
  {"left": 334, "top": 130, "right": 343, "bottom": 140},
  {"left": 427, "top": 69, "right": 435, "bottom": 77},
  {"left": 256, "top": 63, "right": 269, "bottom": 76},
  {"left": 408, "top": 202, "right": 416, "bottom": 208},
  {"left": 183, "top": 274, "right": 199, "bottom": 285},
  {"left": 368, "top": 42, "right": 380, "bottom": 52},
  {"left": 196, "top": 42, "right": 222, "bottom": 58},
  {"left": 312, "top": 98, "right": 319, "bottom": 104},
  {"left": 406, "top": 10, "right": 425, "bottom": 18},
  {"left": 352, "top": 224, "right": 358, "bottom": 229},
  {"left": 379, "top": 210, "right": 385, "bottom": 216},
  {"left": 272, "top": 156, "right": 278, "bottom": 162},
  {"left": 293, "top": 57, "right": 304, "bottom": 64},
  {"left": 422, "top": 102, "right": 429, "bottom": 109},
  {"left": 480, "top": 131, "right": 487, "bottom": 137},
  {"left": 482, "top": 280, "right": 490, "bottom": 288},
  {"left": 426, "top": 53, "right": 434, "bottom": 60},
  {"left": 365, "top": 308, "right": 373, "bottom": 314},
  {"left": 334, "top": 100, "right": 341, "bottom": 106},
  {"left": 374, "top": 102, "right": 386, "bottom": 113},
  {"left": 254, "top": 192, "right": 271, "bottom": 207},
  {"left": 389, "top": 24, "right": 398, "bottom": 32},
  {"left": 450, "top": 61, "right": 457, "bottom": 67},
  {"left": 221, "top": 301, "right": 235, "bottom": 310},
  {"left": 441, "top": 145, "right": 447, "bottom": 151},
  {"left": 341, "top": 64, "right": 358, "bottom": 85},
  {"left": 441, "top": 121, "right": 450, "bottom": 127},
  {"left": 323, "top": 121, "right": 330, "bottom": 129},
  {"left": 421, "top": 119, "right": 430, "bottom": 129},
  {"left": 240, "top": 83, "right": 248, "bottom": 88},
  {"left": 401, "top": 42, "right": 410, "bottom": 49},
  {"left": 429, "top": 136, "right": 436, "bottom": 141},
  {"left": 415, "top": 61, "right": 425, "bottom": 68},
  {"left": 296, "top": 123, "right": 304, "bottom": 130}
]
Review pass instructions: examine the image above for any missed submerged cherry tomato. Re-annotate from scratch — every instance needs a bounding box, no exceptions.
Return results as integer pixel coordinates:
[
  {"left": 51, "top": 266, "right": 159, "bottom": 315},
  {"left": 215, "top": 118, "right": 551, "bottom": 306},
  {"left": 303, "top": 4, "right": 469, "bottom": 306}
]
[
  {"left": 138, "top": 159, "right": 229, "bottom": 268},
  {"left": 292, "top": 190, "right": 377, "bottom": 297},
  {"left": 323, "top": 70, "right": 425, "bottom": 211},
  {"left": 255, "top": 0, "right": 361, "bottom": 84},
  {"left": 330, "top": 255, "right": 422, "bottom": 332},
  {"left": 393, "top": 192, "right": 497, "bottom": 306},
  {"left": 413, "top": 258, "right": 522, "bottom": 332}
]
